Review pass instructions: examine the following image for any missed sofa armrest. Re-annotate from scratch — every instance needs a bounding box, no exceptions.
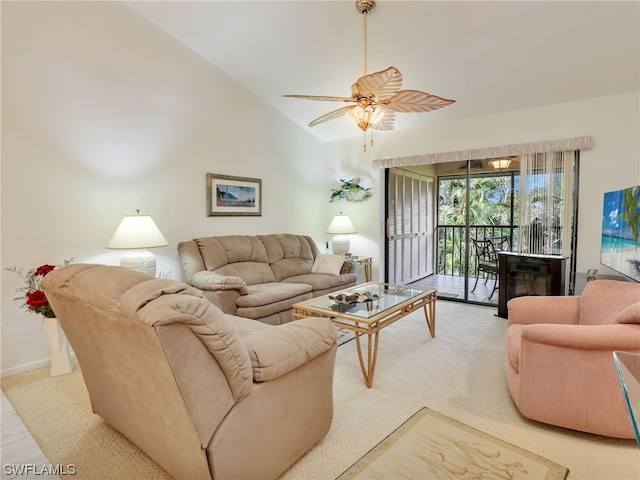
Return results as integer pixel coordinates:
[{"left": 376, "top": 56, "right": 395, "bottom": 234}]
[
  {"left": 521, "top": 323, "right": 640, "bottom": 351},
  {"left": 341, "top": 259, "right": 356, "bottom": 274},
  {"left": 507, "top": 295, "right": 579, "bottom": 327},
  {"left": 191, "top": 271, "right": 248, "bottom": 294},
  {"left": 241, "top": 318, "right": 337, "bottom": 382}
]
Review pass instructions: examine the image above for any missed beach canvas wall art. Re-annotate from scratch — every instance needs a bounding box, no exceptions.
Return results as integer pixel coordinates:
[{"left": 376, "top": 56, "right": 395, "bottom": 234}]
[{"left": 601, "top": 185, "right": 640, "bottom": 281}]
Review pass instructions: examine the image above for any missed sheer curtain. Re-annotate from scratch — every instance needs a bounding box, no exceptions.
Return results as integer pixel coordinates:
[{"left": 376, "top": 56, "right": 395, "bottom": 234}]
[{"left": 517, "top": 150, "right": 575, "bottom": 256}]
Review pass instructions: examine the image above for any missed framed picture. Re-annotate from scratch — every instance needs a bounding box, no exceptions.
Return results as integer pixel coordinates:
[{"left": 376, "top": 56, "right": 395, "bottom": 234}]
[
  {"left": 601, "top": 185, "right": 640, "bottom": 281},
  {"left": 206, "top": 173, "right": 262, "bottom": 216}
]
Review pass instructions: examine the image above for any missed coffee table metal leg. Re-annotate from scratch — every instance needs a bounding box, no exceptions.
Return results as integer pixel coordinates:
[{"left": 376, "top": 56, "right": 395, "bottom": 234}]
[
  {"left": 354, "top": 330, "right": 380, "bottom": 388},
  {"left": 423, "top": 302, "right": 436, "bottom": 337}
]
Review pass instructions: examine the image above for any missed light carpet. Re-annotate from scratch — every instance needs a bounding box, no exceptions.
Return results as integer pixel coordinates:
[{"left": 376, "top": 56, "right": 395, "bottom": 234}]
[
  {"left": 337, "top": 407, "right": 568, "bottom": 479},
  {"left": 2, "top": 300, "right": 638, "bottom": 480},
  {"left": 1, "top": 364, "right": 171, "bottom": 480}
]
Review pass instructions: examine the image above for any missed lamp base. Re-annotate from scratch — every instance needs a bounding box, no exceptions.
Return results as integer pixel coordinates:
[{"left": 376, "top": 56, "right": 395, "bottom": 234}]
[
  {"left": 331, "top": 235, "right": 351, "bottom": 256},
  {"left": 120, "top": 250, "right": 157, "bottom": 276}
]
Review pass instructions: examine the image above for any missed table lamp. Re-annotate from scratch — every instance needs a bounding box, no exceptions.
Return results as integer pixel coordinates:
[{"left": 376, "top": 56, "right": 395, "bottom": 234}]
[
  {"left": 326, "top": 212, "right": 357, "bottom": 255},
  {"left": 106, "top": 211, "right": 168, "bottom": 276}
]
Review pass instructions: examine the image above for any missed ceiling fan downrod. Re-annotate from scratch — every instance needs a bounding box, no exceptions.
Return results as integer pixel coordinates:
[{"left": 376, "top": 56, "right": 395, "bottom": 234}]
[{"left": 356, "top": 0, "right": 375, "bottom": 76}]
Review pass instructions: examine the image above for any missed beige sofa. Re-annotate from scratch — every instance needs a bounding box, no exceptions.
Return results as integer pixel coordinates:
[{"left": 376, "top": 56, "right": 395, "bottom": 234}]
[
  {"left": 42, "top": 264, "right": 338, "bottom": 480},
  {"left": 178, "top": 234, "right": 358, "bottom": 325}
]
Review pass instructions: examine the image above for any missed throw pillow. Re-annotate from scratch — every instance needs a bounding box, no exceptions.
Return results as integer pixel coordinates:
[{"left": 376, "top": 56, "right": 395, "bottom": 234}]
[
  {"left": 613, "top": 302, "right": 640, "bottom": 324},
  {"left": 311, "top": 254, "right": 345, "bottom": 276}
]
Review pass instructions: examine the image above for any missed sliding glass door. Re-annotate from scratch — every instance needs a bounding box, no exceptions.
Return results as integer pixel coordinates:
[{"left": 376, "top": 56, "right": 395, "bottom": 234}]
[
  {"left": 437, "top": 168, "right": 517, "bottom": 303},
  {"left": 384, "top": 151, "right": 579, "bottom": 303}
]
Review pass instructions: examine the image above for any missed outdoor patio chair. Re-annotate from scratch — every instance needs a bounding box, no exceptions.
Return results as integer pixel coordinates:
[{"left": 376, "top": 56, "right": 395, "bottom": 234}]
[{"left": 471, "top": 237, "right": 499, "bottom": 299}]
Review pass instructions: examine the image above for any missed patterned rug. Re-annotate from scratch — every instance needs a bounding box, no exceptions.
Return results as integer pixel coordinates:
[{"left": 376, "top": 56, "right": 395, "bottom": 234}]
[
  {"left": 336, "top": 327, "right": 355, "bottom": 346},
  {"left": 337, "top": 407, "right": 569, "bottom": 480}
]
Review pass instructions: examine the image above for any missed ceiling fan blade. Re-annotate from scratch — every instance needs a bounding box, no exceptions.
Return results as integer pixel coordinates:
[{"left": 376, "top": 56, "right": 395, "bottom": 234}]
[
  {"left": 373, "top": 111, "right": 396, "bottom": 131},
  {"left": 308, "top": 105, "right": 355, "bottom": 127},
  {"left": 352, "top": 66, "right": 403, "bottom": 101},
  {"left": 379, "top": 90, "right": 456, "bottom": 113},
  {"left": 283, "top": 94, "right": 355, "bottom": 103}
]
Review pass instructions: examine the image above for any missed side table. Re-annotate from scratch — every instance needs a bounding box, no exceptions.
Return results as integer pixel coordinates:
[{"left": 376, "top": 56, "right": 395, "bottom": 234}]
[
  {"left": 351, "top": 256, "right": 372, "bottom": 282},
  {"left": 613, "top": 351, "right": 640, "bottom": 447},
  {"left": 42, "top": 317, "right": 73, "bottom": 377}
]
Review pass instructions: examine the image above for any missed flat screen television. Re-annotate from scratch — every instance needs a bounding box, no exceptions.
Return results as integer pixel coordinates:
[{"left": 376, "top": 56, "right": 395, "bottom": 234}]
[{"left": 601, "top": 185, "right": 640, "bottom": 282}]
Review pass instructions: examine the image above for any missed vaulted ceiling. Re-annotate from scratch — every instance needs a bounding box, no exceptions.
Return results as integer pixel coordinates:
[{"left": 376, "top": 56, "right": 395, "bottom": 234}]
[{"left": 126, "top": 1, "right": 640, "bottom": 142}]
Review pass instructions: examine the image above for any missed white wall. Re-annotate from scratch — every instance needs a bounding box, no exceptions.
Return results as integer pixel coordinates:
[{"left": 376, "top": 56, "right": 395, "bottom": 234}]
[
  {"left": 1, "top": 1, "right": 329, "bottom": 375},
  {"left": 325, "top": 92, "right": 640, "bottom": 280},
  {"left": 2, "top": 1, "right": 638, "bottom": 376}
]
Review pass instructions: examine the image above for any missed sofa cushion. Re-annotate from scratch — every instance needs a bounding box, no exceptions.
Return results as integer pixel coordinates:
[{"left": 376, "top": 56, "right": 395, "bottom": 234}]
[
  {"left": 195, "top": 236, "right": 276, "bottom": 285},
  {"left": 579, "top": 280, "right": 640, "bottom": 325},
  {"left": 260, "top": 234, "right": 316, "bottom": 281},
  {"left": 235, "top": 283, "right": 313, "bottom": 320},
  {"left": 283, "top": 272, "right": 357, "bottom": 292},
  {"left": 270, "top": 257, "right": 314, "bottom": 281},
  {"left": 311, "top": 254, "right": 345, "bottom": 276},
  {"left": 231, "top": 316, "right": 273, "bottom": 338},
  {"left": 236, "top": 291, "right": 313, "bottom": 321},
  {"left": 215, "top": 262, "right": 276, "bottom": 285},
  {"left": 236, "top": 283, "right": 312, "bottom": 308},
  {"left": 613, "top": 302, "right": 640, "bottom": 324}
]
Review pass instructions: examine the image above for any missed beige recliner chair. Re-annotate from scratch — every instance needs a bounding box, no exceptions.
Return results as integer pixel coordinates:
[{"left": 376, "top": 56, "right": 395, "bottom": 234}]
[{"left": 42, "top": 264, "right": 338, "bottom": 480}]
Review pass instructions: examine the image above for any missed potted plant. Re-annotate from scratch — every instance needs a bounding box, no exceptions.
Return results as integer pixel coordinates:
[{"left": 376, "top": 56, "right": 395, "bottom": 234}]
[{"left": 5, "top": 260, "right": 74, "bottom": 376}]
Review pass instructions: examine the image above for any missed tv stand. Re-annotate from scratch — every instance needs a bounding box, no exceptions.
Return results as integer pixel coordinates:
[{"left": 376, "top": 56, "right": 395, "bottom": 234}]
[{"left": 497, "top": 252, "right": 567, "bottom": 318}]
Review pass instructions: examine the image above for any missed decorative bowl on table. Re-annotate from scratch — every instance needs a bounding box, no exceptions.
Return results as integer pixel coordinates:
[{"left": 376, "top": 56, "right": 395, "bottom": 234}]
[
  {"left": 330, "top": 302, "right": 357, "bottom": 312},
  {"left": 328, "top": 291, "right": 379, "bottom": 312},
  {"left": 390, "top": 285, "right": 409, "bottom": 295}
]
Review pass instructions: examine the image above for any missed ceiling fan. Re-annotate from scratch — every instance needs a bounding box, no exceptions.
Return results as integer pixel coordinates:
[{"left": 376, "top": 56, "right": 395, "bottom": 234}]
[{"left": 283, "top": 0, "right": 455, "bottom": 150}]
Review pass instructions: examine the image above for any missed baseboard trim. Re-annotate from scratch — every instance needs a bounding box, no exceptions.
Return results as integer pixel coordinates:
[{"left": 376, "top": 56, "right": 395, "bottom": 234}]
[{"left": 1, "top": 353, "right": 76, "bottom": 379}]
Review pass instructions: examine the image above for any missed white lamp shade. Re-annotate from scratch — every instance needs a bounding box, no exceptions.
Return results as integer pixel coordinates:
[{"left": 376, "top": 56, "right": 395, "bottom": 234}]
[
  {"left": 327, "top": 213, "right": 356, "bottom": 255},
  {"left": 326, "top": 214, "right": 357, "bottom": 234},
  {"left": 106, "top": 215, "right": 169, "bottom": 249}
]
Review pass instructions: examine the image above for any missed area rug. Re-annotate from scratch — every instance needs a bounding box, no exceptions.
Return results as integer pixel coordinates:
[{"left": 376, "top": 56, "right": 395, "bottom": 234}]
[
  {"left": 336, "top": 327, "right": 355, "bottom": 346},
  {"left": 337, "top": 407, "right": 569, "bottom": 480}
]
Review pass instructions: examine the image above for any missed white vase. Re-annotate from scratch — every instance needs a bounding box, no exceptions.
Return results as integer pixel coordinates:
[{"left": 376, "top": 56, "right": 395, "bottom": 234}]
[{"left": 42, "top": 317, "right": 73, "bottom": 377}]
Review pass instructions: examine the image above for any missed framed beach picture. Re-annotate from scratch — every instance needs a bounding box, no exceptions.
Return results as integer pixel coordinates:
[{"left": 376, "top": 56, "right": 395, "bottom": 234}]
[
  {"left": 206, "top": 173, "right": 262, "bottom": 216},
  {"left": 601, "top": 185, "right": 640, "bottom": 281}
]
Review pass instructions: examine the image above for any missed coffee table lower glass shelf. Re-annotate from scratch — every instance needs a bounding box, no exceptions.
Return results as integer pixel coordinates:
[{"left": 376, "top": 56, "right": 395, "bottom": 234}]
[{"left": 293, "top": 282, "right": 437, "bottom": 388}]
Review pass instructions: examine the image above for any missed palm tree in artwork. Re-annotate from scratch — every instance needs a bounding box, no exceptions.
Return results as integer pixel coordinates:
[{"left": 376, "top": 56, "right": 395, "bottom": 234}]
[{"left": 619, "top": 186, "right": 640, "bottom": 251}]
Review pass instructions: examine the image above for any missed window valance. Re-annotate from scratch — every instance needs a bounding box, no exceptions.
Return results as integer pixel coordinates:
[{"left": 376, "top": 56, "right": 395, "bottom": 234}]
[{"left": 371, "top": 136, "right": 592, "bottom": 169}]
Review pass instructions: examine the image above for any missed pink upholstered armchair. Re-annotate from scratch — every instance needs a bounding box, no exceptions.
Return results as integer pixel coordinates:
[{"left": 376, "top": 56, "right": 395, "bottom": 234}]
[{"left": 505, "top": 279, "right": 640, "bottom": 439}]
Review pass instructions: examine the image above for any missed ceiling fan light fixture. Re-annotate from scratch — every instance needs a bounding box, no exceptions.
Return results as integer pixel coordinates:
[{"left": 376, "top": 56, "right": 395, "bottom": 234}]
[
  {"left": 489, "top": 158, "right": 512, "bottom": 170},
  {"left": 348, "top": 105, "right": 384, "bottom": 131}
]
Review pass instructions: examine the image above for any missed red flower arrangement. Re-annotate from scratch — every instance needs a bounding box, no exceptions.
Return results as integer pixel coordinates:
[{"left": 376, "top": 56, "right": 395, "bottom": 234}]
[{"left": 5, "top": 261, "right": 72, "bottom": 318}]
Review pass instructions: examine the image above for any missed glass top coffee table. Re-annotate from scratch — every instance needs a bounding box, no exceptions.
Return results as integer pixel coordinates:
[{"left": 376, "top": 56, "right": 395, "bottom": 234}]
[{"left": 292, "top": 282, "right": 437, "bottom": 388}]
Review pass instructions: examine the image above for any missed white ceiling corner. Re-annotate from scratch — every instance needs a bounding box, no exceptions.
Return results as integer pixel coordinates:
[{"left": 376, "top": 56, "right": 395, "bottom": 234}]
[{"left": 125, "top": 0, "right": 640, "bottom": 143}]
